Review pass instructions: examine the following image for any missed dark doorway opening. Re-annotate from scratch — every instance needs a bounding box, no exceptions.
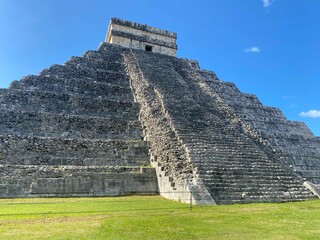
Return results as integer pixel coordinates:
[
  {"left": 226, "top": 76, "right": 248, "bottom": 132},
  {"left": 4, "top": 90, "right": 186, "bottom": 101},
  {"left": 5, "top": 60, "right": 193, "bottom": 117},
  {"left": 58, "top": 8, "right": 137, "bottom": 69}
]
[{"left": 145, "top": 45, "right": 153, "bottom": 52}]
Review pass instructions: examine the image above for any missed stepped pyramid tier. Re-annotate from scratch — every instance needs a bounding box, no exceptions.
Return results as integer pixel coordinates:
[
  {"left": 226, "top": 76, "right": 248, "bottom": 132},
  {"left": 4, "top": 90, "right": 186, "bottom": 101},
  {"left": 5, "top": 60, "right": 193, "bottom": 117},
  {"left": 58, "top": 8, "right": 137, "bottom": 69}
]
[
  {"left": 0, "top": 42, "right": 158, "bottom": 198},
  {"left": 0, "top": 18, "right": 319, "bottom": 204}
]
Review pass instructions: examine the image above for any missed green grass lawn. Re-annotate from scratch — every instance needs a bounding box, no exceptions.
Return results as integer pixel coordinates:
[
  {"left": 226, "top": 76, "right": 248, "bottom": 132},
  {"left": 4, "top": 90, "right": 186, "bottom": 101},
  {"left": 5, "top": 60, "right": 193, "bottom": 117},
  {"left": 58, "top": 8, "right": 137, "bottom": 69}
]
[{"left": 0, "top": 196, "right": 319, "bottom": 240}]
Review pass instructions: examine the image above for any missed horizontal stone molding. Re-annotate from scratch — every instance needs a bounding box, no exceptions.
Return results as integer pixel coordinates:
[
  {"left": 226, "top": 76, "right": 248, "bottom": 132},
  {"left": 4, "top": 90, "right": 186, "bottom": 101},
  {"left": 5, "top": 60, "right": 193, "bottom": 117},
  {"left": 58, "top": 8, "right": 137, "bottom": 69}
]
[
  {"left": 110, "top": 30, "right": 177, "bottom": 50},
  {"left": 110, "top": 18, "right": 177, "bottom": 39}
]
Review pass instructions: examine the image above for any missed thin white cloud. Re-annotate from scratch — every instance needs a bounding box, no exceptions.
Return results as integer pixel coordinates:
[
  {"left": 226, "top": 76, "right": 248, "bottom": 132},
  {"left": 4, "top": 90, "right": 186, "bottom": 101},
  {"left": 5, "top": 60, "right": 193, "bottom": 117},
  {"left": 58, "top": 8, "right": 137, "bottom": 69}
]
[
  {"left": 290, "top": 104, "right": 298, "bottom": 109},
  {"left": 262, "top": 0, "right": 274, "bottom": 8},
  {"left": 282, "top": 95, "right": 295, "bottom": 100},
  {"left": 244, "top": 47, "right": 260, "bottom": 53},
  {"left": 299, "top": 110, "right": 320, "bottom": 118}
]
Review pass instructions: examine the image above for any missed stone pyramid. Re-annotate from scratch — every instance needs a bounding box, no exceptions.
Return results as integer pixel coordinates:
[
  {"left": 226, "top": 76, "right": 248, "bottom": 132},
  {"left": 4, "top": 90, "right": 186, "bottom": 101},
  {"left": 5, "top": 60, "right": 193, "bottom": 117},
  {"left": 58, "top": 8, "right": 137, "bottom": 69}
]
[{"left": 0, "top": 18, "right": 319, "bottom": 204}]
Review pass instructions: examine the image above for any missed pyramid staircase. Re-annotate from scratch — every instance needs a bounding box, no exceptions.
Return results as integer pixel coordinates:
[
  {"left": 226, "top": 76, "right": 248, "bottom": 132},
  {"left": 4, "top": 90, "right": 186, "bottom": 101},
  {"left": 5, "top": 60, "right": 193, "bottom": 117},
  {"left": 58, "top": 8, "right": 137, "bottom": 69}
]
[
  {"left": 0, "top": 39, "right": 318, "bottom": 204},
  {"left": 125, "top": 49, "right": 317, "bottom": 204}
]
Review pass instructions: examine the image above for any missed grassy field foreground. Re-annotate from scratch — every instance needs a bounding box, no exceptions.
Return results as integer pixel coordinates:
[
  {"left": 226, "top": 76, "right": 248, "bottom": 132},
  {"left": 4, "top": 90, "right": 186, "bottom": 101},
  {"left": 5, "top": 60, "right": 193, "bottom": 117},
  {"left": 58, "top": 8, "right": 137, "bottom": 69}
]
[{"left": 0, "top": 196, "right": 319, "bottom": 240}]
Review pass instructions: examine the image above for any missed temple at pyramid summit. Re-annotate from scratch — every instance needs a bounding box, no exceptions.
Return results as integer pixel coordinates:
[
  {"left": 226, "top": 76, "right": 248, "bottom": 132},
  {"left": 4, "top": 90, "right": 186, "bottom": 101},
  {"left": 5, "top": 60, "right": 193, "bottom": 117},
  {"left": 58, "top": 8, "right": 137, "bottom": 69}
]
[{"left": 0, "top": 18, "right": 319, "bottom": 204}]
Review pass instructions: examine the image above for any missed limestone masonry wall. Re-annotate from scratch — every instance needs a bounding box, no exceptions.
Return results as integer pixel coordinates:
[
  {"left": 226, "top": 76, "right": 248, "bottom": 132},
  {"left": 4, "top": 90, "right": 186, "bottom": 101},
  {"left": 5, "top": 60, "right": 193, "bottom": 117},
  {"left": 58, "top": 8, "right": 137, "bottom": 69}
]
[
  {"left": 124, "top": 49, "right": 317, "bottom": 204},
  {"left": 0, "top": 43, "right": 158, "bottom": 198},
  {"left": 106, "top": 18, "right": 177, "bottom": 56},
  {"left": 0, "top": 165, "right": 156, "bottom": 198},
  {"left": 0, "top": 18, "right": 319, "bottom": 202},
  {"left": 198, "top": 66, "right": 320, "bottom": 185}
]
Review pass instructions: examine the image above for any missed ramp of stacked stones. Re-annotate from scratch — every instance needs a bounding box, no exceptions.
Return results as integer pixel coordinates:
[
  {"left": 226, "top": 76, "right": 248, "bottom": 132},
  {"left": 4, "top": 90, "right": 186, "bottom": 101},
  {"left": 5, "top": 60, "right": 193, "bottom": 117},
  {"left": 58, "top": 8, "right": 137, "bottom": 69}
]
[
  {"left": 0, "top": 43, "right": 158, "bottom": 197},
  {"left": 124, "top": 49, "right": 317, "bottom": 204}
]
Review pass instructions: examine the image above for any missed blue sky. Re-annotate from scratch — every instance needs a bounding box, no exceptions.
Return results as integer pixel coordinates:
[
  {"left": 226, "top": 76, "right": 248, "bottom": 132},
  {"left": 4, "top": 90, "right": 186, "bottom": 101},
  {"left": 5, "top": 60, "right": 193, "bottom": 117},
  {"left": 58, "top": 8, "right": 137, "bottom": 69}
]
[{"left": 0, "top": 0, "right": 319, "bottom": 136}]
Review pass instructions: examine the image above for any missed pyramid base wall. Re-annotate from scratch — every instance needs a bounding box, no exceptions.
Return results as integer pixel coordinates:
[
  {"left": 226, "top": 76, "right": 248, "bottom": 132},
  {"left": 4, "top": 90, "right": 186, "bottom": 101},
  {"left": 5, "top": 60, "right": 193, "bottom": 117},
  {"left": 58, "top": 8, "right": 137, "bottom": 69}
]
[{"left": 0, "top": 165, "right": 159, "bottom": 198}]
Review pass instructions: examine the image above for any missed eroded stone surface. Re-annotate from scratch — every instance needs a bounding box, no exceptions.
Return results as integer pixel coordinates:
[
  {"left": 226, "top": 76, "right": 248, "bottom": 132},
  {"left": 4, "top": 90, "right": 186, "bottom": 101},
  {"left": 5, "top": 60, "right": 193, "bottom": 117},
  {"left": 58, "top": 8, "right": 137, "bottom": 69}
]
[
  {"left": 124, "top": 48, "right": 319, "bottom": 204},
  {"left": 0, "top": 43, "right": 158, "bottom": 198},
  {"left": 106, "top": 18, "right": 177, "bottom": 56},
  {"left": 0, "top": 18, "right": 319, "bottom": 204}
]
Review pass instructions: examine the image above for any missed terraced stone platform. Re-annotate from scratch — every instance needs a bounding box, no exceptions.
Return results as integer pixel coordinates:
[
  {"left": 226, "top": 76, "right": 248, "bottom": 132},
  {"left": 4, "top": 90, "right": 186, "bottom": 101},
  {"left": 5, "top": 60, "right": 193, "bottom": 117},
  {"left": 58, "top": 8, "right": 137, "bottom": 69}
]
[
  {"left": 124, "top": 48, "right": 319, "bottom": 204},
  {"left": 0, "top": 18, "right": 319, "bottom": 204},
  {"left": 0, "top": 43, "right": 158, "bottom": 198}
]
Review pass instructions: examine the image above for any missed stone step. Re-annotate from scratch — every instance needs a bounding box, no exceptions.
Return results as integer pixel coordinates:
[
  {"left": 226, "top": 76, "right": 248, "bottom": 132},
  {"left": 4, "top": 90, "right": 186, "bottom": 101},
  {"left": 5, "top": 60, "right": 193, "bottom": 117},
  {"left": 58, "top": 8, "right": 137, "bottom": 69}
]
[
  {"left": 189, "top": 150, "right": 269, "bottom": 158},
  {"left": 0, "top": 164, "right": 143, "bottom": 173},
  {"left": 210, "top": 187, "right": 314, "bottom": 196},
  {"left": 215, "top": 187, "right": 314, "bottom": 195},
  {"left": 0, "top": 89, "right": 138, "bottom": 118},
  {"left": 190, "top": 157, "right": 273, "bottom": 167},
  {"left": 95, "top": 42, "right": 127, "bottom": 59},
  {"left": 201, "top": 180, "right": 304, "bottom": 191},
  {"left": 179, "top": 132, "right": 261, "bottom": 143},
  {"left": 205, "top": 184, "right": 309, "bottom": 192},
  {"left": 232, "top": 104, "right": 285, "bottom": 118},
  {"left": 184, "top": 139, "right": 266, "bottom": 147},
  {"left": 66, "top": 55, "right": 126, "bottom": 72},
  {"left": 12, "top": 157, "right": 149, "bottom": 167},
  {"left": 294, "top": 165, "right": 320, "bottom": 172},
  {"left": 213, "top": 92, "right": 261, "bottom": 105},
  {"left": 214, "top": 194, "right": 314, "bottom": 205},
  {"left": 38, "top": 58, "right": 129, "bottom": 84},
  {"left": 196, "top": 162, "right": 284, "bottom": 170},
  {"left": 0, "top": 134, "right": 150, "bottom": 166},
  {"left": 0, "top": 109, "right": 142, "bottom": 139},
  {"left": 296, "top": 170, "right": 320, "bottom": 176},
  {"left": 180, "top": 135, "right": 258, "bottom": 144},
  {"left": 199, "top": 171, "right": 297, "bottom": 180},
  {"left": 284, "top": 154, "right": 320, "bottom": 166},
  {"left": 200, "top": 172, "right": 300, "bottom": 180},
  {"left": 296, "top": 170, "right": 320, "bottom": 184},
  {"left": 37, "top": 43, "right": 126, "bottom": 80},
  {"left": 211, "top": 191, "right": 314, "bottom": 200},
  {"left": 198, "top": 167, "right": 288, "bottom": 176},
  {"left": 203, "top": 180, "right": 306, "bottom": 188},
  {"left": 81, "top": 45, "right": 124, "bottom": 60},
  {"left": 196, "top": 161, "right": 286, "bottom": 168},
  {"left": 12, "top": 75, "right": 133, "bottom": 101}
]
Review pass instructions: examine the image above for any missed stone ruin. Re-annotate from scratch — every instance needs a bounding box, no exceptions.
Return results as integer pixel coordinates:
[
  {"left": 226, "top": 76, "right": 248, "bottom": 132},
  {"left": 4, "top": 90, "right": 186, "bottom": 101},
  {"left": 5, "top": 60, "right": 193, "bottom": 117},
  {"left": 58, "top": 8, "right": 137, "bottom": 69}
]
[{"left": 0, "top": 18, "right": 319, "bottom": 204}]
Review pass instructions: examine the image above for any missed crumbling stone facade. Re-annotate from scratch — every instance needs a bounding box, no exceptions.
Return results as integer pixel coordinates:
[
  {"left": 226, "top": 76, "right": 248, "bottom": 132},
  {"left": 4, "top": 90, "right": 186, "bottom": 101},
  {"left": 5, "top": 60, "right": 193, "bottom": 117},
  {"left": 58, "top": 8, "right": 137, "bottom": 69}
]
[
  {"left": 0, "top": 18, "right": 319, "bottom": 204},
  {"left": 0, "top": 43, "right": 158, "bottom": 198},
  {"left": 106, "top": 18, "right": 177, "bottom": 56}
]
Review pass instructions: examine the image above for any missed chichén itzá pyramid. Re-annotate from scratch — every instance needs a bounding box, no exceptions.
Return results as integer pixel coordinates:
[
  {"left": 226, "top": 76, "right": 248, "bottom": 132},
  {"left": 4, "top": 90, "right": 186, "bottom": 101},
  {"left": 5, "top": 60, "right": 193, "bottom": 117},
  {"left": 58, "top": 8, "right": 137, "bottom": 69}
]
[{"left": 0, "top": 18, "right": 319, "bottom": 205}]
